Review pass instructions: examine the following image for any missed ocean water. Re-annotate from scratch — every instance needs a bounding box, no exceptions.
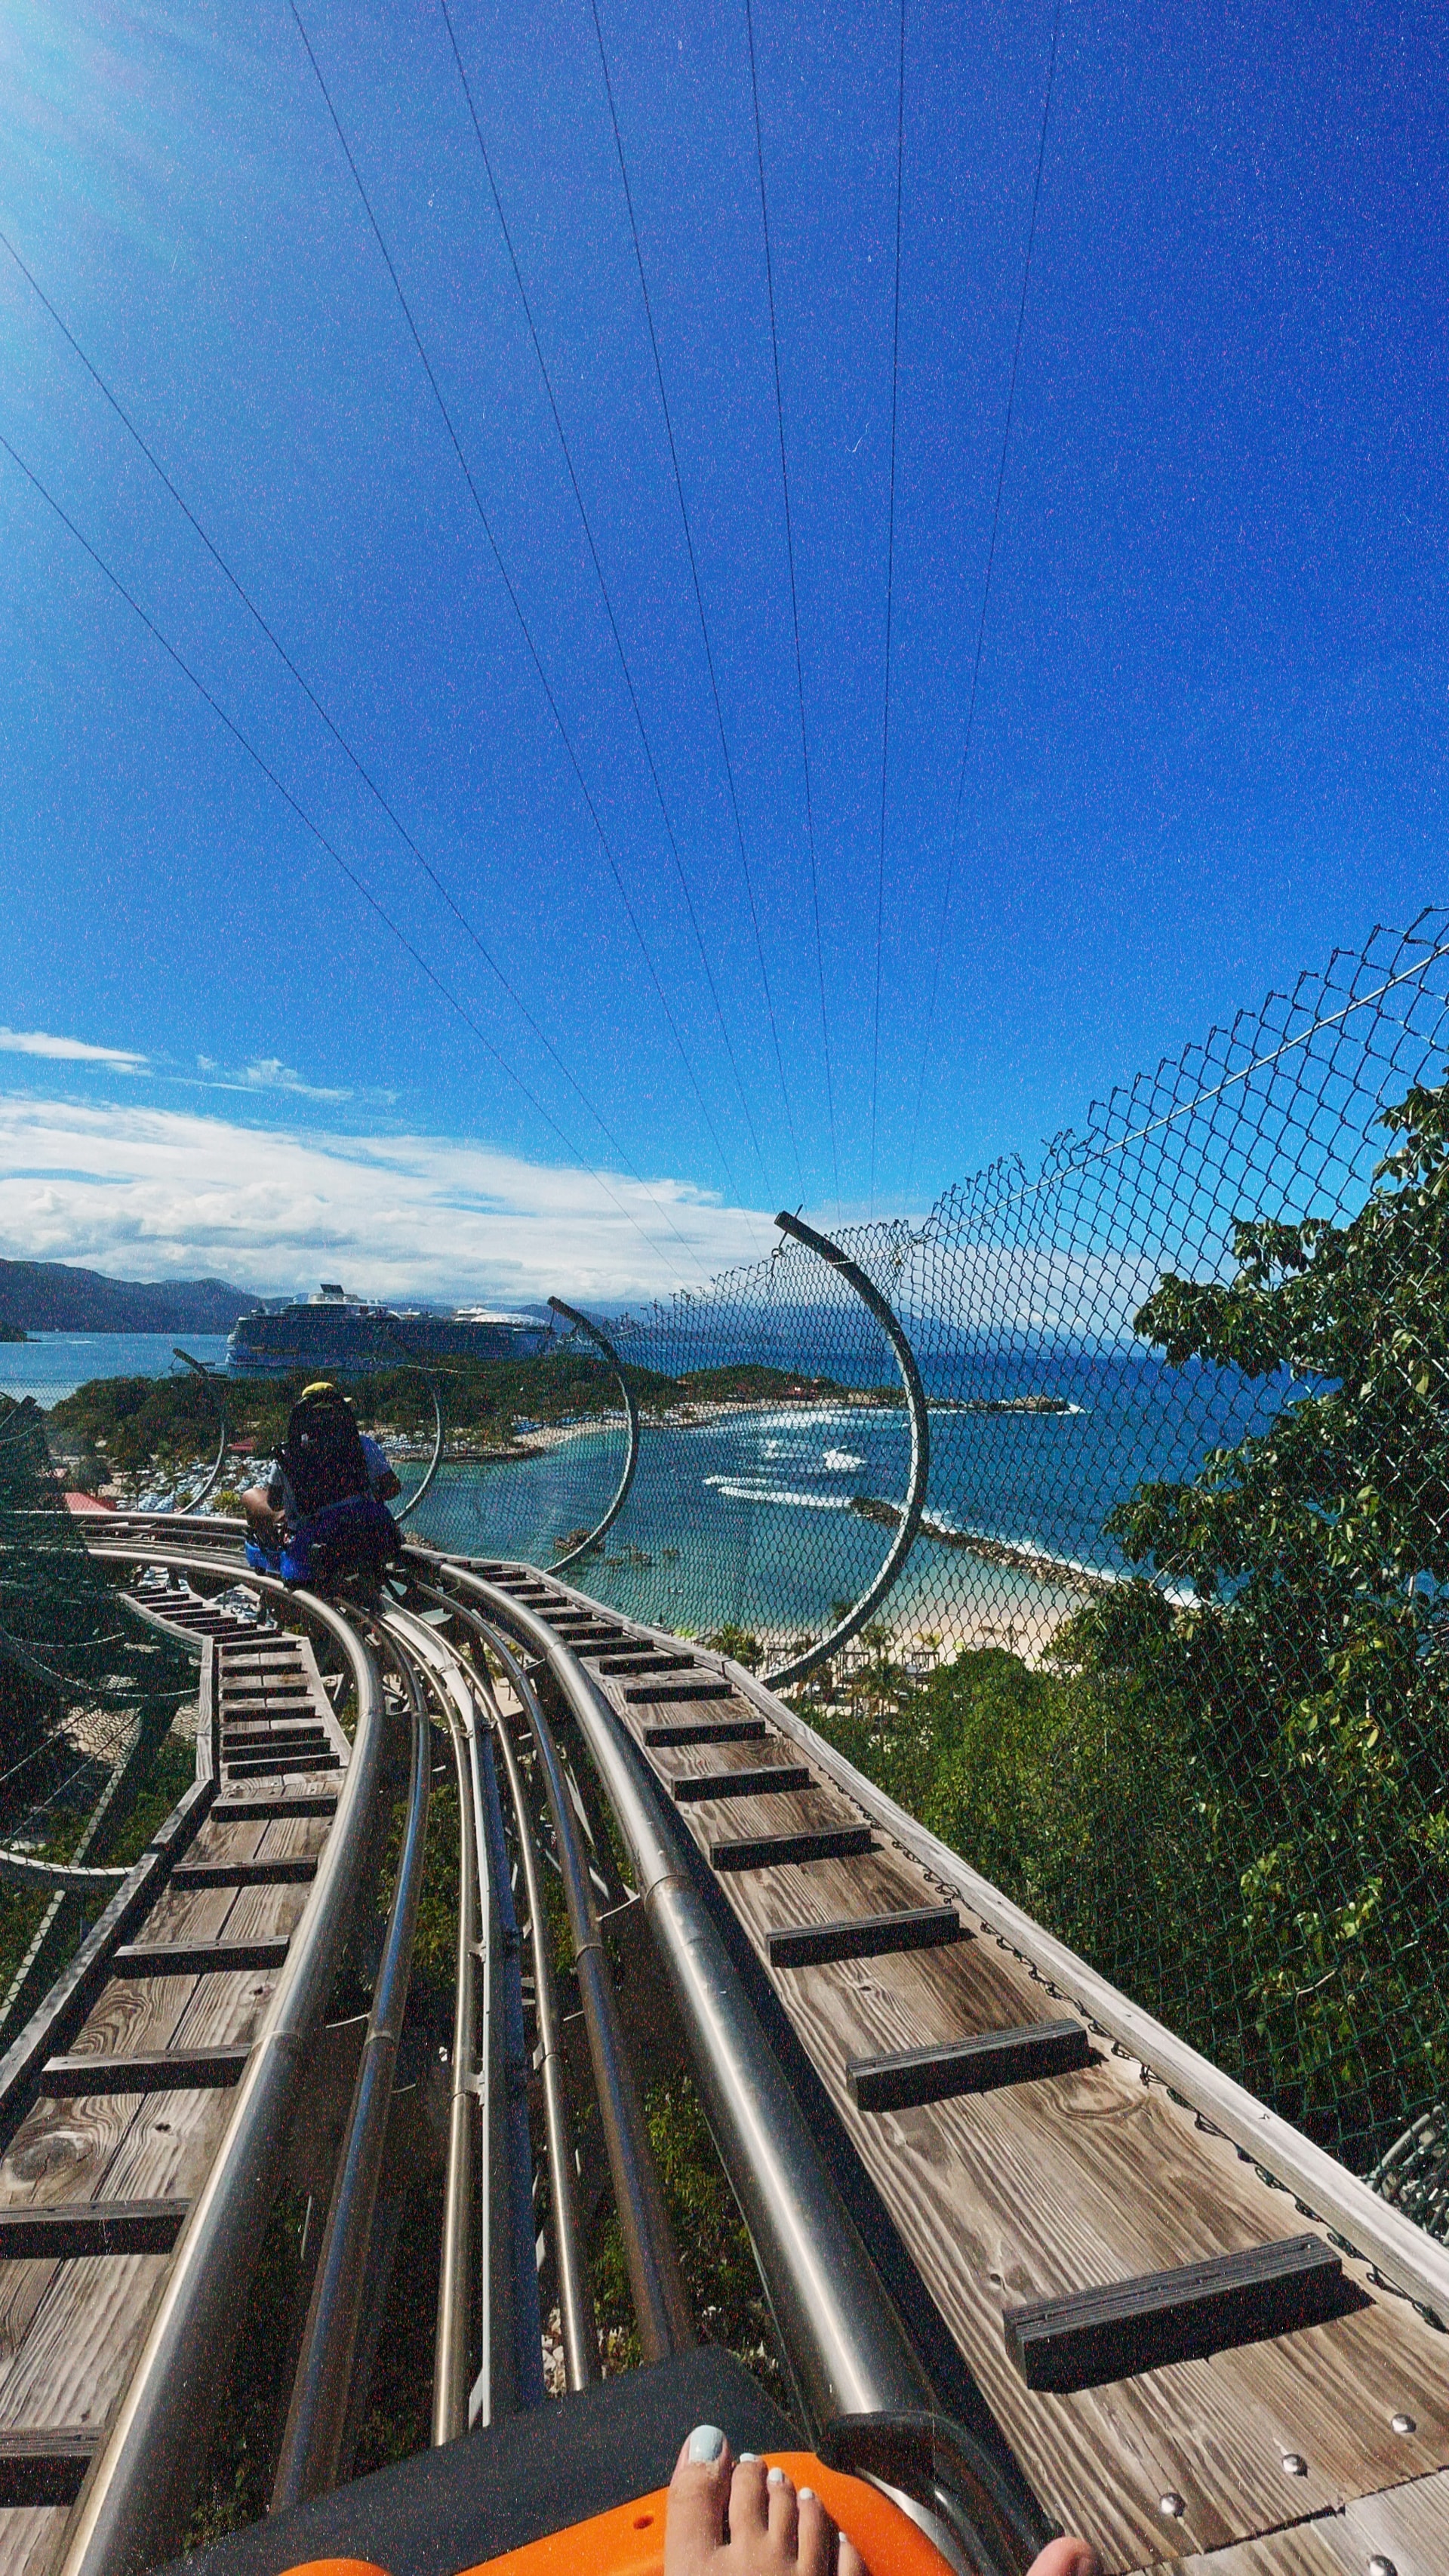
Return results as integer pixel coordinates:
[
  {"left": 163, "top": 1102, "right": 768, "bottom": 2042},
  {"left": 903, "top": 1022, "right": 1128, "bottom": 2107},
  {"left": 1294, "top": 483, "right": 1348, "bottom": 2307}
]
[
  {"left": 407, "top": 1350, "right": 1304, "bottom": 1645},
  {"left": 1, "top": 1333, "right": 234, "bottom": 1407},
  {"left": 3, "top": 1332, "right": 1303, "bottom": 1647}
]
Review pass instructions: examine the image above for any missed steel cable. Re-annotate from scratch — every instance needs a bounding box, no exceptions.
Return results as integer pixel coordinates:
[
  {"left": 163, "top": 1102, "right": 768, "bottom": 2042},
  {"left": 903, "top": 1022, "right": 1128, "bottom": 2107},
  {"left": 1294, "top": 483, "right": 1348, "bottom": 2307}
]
[
  {"left": 0, "top": 429, "right": 698, "bottom": 1286},
  {"left": 289, "top": 2, "right": 745, "bottom": 1208},
  {"left": 437, "top": 0, "right": 772, "bottom": 1205},
  {"left": 869, "top": 0, "right": 908, "bottom": 1217},
  {"left": 743, "top": 0, "right": 840, "bottom": 1217},
  {"left": 0, "top": 218, "right": 717, "bottom": 1239},
  {"left": 903, "top": 0, "right": 1064, "bottom": 1203},
  {"left": 587, "top": 0, "right": 804, "bottom": 1199}
]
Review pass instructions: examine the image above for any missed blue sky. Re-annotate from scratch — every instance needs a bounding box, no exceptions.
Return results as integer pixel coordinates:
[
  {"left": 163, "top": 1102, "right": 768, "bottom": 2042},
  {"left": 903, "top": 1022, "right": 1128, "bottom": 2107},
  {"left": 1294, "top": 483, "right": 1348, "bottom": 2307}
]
[{"left": 0, "top": 0, "right": 1444, "bottom": 1300}]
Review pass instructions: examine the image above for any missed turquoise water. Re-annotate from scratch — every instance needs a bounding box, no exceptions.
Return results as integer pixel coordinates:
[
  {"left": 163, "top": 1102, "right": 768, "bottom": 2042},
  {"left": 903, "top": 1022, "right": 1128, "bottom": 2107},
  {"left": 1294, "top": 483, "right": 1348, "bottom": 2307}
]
[
  {"left": 408, "top": 1353, "right": 1301, "bottom": 1648},
  {"left": 1, "top": 1334, "right": 233, "bottom": 1405},
  {"left": 3, "top": 1334, "right": 1300, "bottom": 1649}
]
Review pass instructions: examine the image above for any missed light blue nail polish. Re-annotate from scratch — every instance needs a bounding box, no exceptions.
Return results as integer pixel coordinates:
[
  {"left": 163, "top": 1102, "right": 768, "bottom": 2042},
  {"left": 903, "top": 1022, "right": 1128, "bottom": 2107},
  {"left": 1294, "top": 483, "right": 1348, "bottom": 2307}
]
[
  {"left": 767, "top": 2467, "right": 786, "bottom": 2488},
  {"left": 688, "top": 2424, "right": 726, "bottom": 2464}
]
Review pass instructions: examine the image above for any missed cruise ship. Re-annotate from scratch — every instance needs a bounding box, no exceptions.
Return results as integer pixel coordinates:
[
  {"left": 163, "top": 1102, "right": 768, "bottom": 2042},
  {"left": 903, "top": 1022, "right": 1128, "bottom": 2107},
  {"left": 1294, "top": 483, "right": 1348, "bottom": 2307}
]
[{"left": 226, "top": 1283, "right": 553, "bottom": 1375}]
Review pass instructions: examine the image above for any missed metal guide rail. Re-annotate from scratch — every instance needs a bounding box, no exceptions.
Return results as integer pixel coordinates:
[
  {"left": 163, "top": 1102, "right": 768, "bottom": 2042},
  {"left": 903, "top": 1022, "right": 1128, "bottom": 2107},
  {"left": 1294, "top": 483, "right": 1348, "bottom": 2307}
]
[
  {"left": 8, "top": 1525, "right": 1449, "bottom": 2576},
  {"left": 0, "top": 1554, "right": 383, "bottom": 2576},
  {"left": 435, "top": 1549, "right": 1449, "bottom": 2576}
]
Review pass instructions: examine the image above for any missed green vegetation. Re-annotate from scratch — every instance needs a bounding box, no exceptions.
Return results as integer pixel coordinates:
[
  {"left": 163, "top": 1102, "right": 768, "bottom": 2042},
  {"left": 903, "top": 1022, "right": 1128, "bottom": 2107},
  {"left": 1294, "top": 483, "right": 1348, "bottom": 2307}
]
[
  {"left": 813, "top": 1079, "right": 1449, "bottom": 2174},
  {"left": 45, "top": 1357, "right": 882, "bottom": 1481}
]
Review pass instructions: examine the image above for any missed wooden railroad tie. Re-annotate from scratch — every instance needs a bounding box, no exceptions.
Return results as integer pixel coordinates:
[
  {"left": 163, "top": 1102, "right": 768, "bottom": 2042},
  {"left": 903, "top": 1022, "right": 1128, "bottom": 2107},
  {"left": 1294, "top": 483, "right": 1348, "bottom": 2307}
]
[
  {"left": 0, "top": 2199, "right": 189, "bottom": 2259},
  {"left": 0, "top": 2433, "right": 101, "bottom": 2507},
  {"left": 113, "top": 1935, "right": 291, "bottom": 1977},
  {"left": 672, "top": 1763, "right": 814, "bottom": 1805},
  {"left": 767, "top": 1905, "right": 966, "bottom": 1969},
  {"left": 172, "top": 1856, "right": 318, "bottom": 1888},
  {"left": 624, "top": 1679, "right": 734, "bottom": 1704},
  {"left": 644, "top": 1718, "right": 768, "bottom": 1749},
  {"left": 1003, "top": 2233, "right": 1352, "bottom": 2392},
  {"left": 848, "top": 2019, "right": 1091, "bottom": 2111},
  {"left": 710, "top": 1824, "right": 874, "bottom": 1872},
  {"left": 41, "top": 2045, "right": 252, "bottom": 2097}
]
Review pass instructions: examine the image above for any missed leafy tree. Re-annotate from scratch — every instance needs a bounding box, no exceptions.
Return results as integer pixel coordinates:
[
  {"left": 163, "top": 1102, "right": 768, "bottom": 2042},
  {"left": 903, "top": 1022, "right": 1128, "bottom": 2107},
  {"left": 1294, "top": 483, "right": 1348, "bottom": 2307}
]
[{"left": 1059, "top": 1079, "right": 1449, "bottom": 2153}]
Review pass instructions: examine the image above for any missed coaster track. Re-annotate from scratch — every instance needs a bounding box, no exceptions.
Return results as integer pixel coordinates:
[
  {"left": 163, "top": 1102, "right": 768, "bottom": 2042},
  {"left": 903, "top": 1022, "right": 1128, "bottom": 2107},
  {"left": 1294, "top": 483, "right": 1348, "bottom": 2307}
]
[{"left": 0, "top": 1522, "right": 1444, "bottom": 2575}]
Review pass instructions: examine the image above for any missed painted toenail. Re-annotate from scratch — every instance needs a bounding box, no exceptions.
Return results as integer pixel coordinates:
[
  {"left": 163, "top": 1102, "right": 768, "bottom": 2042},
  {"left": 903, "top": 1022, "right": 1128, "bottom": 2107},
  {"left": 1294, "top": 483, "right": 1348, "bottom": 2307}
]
[
  {"left": 798, "top": 2486, "right": 815, "bottom": 2501},
  {"left": 767, "top": 2467, "right": 786, "bottom": 2487},
  {"left": 688, "top": 2425, "right": 726, "bottom": 2463},
  {"left": 738, "top": 2452, "right": 759, "bottom": 2463}
]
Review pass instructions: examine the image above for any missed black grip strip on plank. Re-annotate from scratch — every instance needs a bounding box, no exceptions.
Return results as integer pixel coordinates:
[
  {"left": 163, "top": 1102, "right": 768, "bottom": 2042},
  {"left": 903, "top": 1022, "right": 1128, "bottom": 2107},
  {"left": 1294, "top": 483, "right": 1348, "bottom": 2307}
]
[
  {"left": 211, "top": 1792, "right": 339, "bottom": 1821},
  {"left": 1003, "top": 2233, "right": 1349, "bottom": 2393},
  {"left": 711, "top": 1825, "right": 874, "bottom": 1872},
  {"left": 225, "top": 1753, "right": 342, "bottom": 1777},
  {"left": 0, "top": 2433, "right": 101, "bottom": 2507},
  {"left": 595, "top": 1653, "right": 694, "bottom": 1674},
  {"left": 42, "top": 2045, "right": 252, "bottom": 2096},
  {"left": 768, "top": 1906, "right": 966, "bottom": 1969},
  {"left": 172, "top": 1857, "right": 318, "bottom": 1888},
  {"left": 113, "top": 1936, "right": 291, "bottom": 1976},
  {"left": 672, "top": 1764, "right": 814, "bottom": 1805},
  {"left": 848, "top": 2019, "right": 1091, "bottom": 2111},
  {"left": 624, "top": 1679, "right": 734, "bottom": 1704},
  {"left": 645, "top": 1719, "right": 768, "bottom": 1749},
  {"left": 0, "top": 2199, "right": 189, "bottom": 2258}
]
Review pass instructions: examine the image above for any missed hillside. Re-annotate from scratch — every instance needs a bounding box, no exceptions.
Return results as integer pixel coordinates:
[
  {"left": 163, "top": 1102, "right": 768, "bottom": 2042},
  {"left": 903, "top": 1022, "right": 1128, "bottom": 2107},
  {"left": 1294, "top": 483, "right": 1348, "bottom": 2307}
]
[{"left": 0, "top": 1257, "right": 257, "bottom": 1334}]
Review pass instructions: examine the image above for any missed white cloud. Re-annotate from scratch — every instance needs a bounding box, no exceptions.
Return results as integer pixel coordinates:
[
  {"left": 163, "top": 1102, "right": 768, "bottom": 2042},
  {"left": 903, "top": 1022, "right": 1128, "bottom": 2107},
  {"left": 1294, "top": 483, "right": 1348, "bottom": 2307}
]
[
  {"left": 0, "top": 1091, "right": 774, "bottom": 1301},
  {"left": 0, "top": 1028, "right": 147, "bottom": 1070},
  {"left": 242, "top": 1059, "right": 352, "bottom": 1104}
]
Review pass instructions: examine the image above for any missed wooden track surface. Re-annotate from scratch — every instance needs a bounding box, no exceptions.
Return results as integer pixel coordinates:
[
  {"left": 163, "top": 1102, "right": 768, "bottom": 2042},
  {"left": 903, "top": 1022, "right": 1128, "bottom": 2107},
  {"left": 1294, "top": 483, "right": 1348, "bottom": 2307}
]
[
  {"left": 0, "top": 1583, "right": 350, "bottom": 2576},
  {"left": 481, "top": 1566, "right": 1449, "bottom": 2576}
]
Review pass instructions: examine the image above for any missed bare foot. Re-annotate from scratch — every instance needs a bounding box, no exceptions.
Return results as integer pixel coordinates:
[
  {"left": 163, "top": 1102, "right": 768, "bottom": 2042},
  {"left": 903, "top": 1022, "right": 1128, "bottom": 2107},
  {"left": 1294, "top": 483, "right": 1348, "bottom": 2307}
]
[
  {"left": 664, "top": 2427, "right": 1099, "bottom": 2576},
  {"left": 665, "top": 2429, "right": 866, "bottom": 2576}
]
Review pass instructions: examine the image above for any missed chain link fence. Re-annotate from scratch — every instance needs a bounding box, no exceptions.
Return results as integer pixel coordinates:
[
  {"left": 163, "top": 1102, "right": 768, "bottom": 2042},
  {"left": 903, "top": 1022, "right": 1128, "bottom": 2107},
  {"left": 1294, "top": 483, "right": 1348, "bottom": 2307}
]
[
  {"left": 535, "top": 911, "right": 1449, "bottom": 2193},
  {"left": 3, "top": 910, "right": 1447, "bottom": 2196}
]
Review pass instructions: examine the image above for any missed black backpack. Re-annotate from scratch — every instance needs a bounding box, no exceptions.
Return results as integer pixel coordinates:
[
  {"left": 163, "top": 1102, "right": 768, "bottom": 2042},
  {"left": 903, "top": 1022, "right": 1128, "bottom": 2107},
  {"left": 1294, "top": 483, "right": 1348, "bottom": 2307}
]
[{"left": 280, "top": 1388, "right": 371, "bottom": 1520}]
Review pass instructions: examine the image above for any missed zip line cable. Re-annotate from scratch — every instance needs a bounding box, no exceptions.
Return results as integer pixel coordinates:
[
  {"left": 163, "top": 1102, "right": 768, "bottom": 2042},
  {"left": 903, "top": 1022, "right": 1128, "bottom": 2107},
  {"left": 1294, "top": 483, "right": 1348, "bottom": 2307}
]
[
  {"left": 289, "top": 1, "right": 746, "bottom": 1211},
  {"left": 0, "top": 218, "right": 712, "bottom": 1246},
  {"left": 743, "top": 0, "right": 840, "bottom": 1220},
  {"left": 588, "top": 0, "right": 804, "bottom": 1201},
  {"left": 868, "top": 0, "right": 907, "bottom": 1218},
  {"left": 0, "top": 429, "right": 701, "bottom": 1286},
  {"left": 436, "top": 0, "right": 772, "bottom": 1200},
  {"left": 903, "top": 0, "right": 1064, "bottom": 1204}
]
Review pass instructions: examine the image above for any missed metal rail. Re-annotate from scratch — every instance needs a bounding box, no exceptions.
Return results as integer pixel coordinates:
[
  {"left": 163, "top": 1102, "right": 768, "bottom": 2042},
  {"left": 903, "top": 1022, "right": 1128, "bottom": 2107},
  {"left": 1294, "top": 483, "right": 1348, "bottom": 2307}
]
[
  {"left": 169, "top": 1348, "right": 229, "bottom": 1513},
  {"left": 467, "top": 1639, "right": 598, "bottom": 2390},
  {"left": 450, "top": 1575, "right": 1044, "bottom": 2576},
  {"left": 429, "top": 1627, "right": 483, "bottom": 2445},
  {"left": 271, "top": 1615, "right": 431, "bottom": 2507},
  {"left": 448, "top": 1593, "right": 691, "bottom": 2365},
  {"left": 386, "top": 1599, "right": 542, "bottom": 2430},
  {"left": 545, "top": 1297, "right": 641, "bottom": 1571},
  {"left": 764, "top": 1212, "right": 931, "bottom": 1689},
  {"left": 57, "top": 1548, "right": 386, "bottom": 2576},
  {"left": 379, "top": 1363, "right": 446, "bottom": 1525}
]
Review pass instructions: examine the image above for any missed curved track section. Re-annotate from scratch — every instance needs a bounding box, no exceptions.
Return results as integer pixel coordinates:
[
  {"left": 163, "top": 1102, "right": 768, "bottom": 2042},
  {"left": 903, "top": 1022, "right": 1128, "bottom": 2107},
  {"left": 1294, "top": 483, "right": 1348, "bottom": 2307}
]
[{"left": 6, "top": 1524, "right": 1449, "bottom": 2576}]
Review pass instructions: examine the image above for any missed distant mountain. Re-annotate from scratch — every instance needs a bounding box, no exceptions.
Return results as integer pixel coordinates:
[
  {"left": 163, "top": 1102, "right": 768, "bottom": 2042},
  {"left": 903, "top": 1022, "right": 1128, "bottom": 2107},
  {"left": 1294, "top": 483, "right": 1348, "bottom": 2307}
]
[{"left": 0, "top": 1259, "right": 260, "bottom": 1335}]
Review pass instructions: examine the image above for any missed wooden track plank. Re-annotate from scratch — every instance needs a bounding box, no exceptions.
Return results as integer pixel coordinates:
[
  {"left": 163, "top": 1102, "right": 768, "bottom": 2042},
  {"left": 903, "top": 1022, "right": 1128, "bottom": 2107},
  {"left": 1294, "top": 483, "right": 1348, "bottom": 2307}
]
[
  {"left": 644, "top": 1719, "right": 769, "bottom": 1750},
  {"left": 596, "top": 1658, "right": 1449, "bottom": 2569},
  {"left": 0, "top": 2504, "right": 70, "bottom": 2576},
  {"left": 1156, "top": 2527, "right": 1346, "bottom": 2574}
]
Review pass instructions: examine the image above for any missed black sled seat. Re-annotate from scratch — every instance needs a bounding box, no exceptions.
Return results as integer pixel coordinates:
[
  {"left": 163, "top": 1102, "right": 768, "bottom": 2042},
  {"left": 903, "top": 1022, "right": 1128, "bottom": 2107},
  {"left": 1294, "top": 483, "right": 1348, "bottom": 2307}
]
[{"left": 168, "top": 2350, "right": 795, "bottom": 2576}]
